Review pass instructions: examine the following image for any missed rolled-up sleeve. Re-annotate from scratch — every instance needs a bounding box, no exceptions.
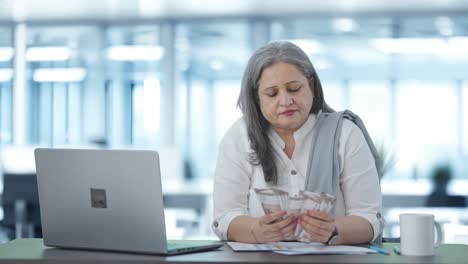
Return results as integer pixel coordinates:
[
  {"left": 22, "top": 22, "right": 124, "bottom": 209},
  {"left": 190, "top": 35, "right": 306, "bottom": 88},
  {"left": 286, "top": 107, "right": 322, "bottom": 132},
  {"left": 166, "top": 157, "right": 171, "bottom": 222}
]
[
  {"left": 212, "top": 121, "right": 252, "bottom": 240},
  {"left": 339, "top": 120, "right": 385, "bottom": 242}
]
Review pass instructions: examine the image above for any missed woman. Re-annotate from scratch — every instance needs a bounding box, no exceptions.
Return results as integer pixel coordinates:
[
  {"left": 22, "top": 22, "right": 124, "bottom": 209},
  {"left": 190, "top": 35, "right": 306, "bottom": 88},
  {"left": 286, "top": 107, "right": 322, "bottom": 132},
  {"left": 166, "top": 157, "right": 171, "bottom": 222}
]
[{"left": 212, "top": 41, "right": 384, "bottom": 245}]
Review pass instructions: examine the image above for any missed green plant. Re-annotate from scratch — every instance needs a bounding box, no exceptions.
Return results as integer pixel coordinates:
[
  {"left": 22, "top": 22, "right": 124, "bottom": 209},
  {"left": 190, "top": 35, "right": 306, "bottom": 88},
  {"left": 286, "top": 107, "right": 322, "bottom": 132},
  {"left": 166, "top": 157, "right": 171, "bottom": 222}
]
[
  {"left": 376, "top": 142, "right": 396, "bottom": 178},
  {"left": 431, "top": 164, "right": 452, "bottom": 184}
]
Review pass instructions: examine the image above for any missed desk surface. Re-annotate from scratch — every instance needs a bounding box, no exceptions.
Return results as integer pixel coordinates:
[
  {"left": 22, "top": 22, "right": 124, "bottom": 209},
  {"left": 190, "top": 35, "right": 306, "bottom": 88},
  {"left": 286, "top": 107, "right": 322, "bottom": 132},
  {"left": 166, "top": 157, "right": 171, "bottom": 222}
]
[{"left": 1, "top": 239, "right": 468, "bottom": 264}]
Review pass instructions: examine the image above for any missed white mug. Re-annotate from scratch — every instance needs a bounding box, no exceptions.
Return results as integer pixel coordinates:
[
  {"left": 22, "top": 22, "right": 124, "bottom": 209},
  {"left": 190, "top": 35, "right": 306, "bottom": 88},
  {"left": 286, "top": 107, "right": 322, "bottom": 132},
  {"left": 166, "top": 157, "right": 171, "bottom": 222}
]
[{"left": 400, "top": 213, "right": 442, "bottom": 256}]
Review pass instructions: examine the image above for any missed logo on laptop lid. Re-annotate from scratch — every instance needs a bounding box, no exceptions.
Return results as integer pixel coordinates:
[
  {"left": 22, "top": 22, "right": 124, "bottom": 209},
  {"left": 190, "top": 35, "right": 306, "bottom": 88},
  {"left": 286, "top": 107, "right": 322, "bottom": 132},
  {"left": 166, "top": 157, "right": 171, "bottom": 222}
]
[{"left": 90, "top": 188, "right": 107, "bottom": 208}]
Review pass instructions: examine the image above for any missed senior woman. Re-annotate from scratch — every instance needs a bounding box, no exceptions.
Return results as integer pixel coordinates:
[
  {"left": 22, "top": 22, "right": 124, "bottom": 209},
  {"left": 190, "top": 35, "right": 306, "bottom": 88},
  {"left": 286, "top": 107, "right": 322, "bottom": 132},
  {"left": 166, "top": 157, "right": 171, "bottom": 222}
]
[{"left": 212, "top": 41, "right": 384, "bottom": 245}]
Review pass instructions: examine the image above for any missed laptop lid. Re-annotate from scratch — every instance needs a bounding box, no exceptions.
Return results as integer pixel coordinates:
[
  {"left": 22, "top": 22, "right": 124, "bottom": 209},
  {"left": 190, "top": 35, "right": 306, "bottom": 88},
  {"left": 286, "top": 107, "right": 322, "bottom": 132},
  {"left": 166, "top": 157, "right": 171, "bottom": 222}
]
[{"left": 34, "top": 148, "right": 222, "bottom": 255}]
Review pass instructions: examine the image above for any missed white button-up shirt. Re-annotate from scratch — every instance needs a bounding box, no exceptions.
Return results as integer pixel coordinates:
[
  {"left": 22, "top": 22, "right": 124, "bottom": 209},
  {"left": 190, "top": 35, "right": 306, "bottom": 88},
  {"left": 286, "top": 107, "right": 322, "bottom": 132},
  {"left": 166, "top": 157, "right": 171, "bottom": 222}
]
[{"left": 212, "top": 113, "right": 384, "bottom": 242}]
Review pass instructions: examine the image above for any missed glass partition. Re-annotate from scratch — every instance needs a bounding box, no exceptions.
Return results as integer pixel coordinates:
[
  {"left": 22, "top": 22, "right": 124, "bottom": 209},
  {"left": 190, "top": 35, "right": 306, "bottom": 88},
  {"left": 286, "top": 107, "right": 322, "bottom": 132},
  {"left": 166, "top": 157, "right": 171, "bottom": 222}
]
[
  {"left": 270, "top": 16, "right": 468, "bottom": 180},
  {"left": 349, "top": 81, "right": 392, "bottom": 144},
  {"left": 26, "top": 25, "right": 100, "bottom": 147},
  {"left": 105, "top": 25, "right": 163, "bottom": 148},
  {"left": 174, "top": 21, "right": 250, "bottom": 178},
  {"left": 395, "top": 81, "right": 458, "bottom": 178},
  {"left": 4, "top": 15, "right": 468, "bottom": 182}
]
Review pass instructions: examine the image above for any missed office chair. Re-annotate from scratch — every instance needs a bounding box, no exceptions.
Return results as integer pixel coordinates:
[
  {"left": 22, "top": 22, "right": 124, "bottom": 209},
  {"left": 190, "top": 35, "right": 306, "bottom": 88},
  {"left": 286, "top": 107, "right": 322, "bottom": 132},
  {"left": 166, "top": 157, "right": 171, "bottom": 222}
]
[
  {"left": 0, "top": 145, "right": 42, "bottom": 239},
  {"left": 1, "top": 172, "right": 42, "bottom": 239}
]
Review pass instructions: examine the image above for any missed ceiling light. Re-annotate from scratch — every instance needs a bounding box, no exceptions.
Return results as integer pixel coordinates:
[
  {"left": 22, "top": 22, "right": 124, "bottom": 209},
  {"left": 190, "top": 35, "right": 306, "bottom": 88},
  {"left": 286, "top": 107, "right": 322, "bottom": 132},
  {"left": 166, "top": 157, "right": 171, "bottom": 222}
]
[
  {"left": 288, "top": 39, "right": 321, "bottom": 55},
  {"left": 0, "top": 69, "right": 13, "bottom": 82},
  {"left": 333, "top": 18, "right": 358, "bottom": 33},
  {"left": 33, "top": 68, "right": 86, "bottom": 82},
  {"left": 370, "top": 38, "right": 447, "bottom": 54},
  {"left": 138, "top": 0, "right": 164, "bottom": 17},
  {"left": 0, "top": 47, "right": 14, "bottom": 62},
  {"left": 26, "top": 46, "right": 71, "bottom": 61},
  {"left": 107, "top": 45, "right": 164, "bottom": 61}
]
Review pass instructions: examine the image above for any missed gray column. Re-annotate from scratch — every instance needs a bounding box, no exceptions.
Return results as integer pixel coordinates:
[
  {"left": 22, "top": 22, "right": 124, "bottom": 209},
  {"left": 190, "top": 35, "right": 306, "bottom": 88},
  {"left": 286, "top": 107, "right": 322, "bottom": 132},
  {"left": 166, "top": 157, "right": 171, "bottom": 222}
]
[
  {"left": 160, "top": 21, "right": 176, "bottom": 147},
  {"left": 82, "top": 26, "right": 107, "bottom": 145}
]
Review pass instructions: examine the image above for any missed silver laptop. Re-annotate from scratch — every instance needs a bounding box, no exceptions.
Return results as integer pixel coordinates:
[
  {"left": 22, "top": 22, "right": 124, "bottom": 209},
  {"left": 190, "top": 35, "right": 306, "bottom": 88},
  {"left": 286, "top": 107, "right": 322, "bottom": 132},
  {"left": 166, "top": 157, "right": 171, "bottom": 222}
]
[{"left": 34, "top": 148, "right": 223, "bottom": 255}]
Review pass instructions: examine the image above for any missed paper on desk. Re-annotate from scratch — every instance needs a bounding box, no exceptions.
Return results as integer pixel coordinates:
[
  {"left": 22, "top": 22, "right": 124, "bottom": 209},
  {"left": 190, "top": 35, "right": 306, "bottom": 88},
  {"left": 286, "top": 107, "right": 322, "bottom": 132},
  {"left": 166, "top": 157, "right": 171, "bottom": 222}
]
[
  {"left": 227, "top": 241, "right": 322, "bottom": 251},
  {"left": 274, "top": 245, "right": 377, "bottom": 255}
]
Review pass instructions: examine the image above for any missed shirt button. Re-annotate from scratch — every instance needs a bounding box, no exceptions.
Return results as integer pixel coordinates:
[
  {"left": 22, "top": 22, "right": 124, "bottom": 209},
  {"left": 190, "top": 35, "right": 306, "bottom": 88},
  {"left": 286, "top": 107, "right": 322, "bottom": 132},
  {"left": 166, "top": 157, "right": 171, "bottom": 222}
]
[
  {"left": 291, "top": 170, "right": 297, "bottom": 175},
  {"left": 213, "top": 221, "right": 219, "bottom": 228},
  {"left": 376, "top": 212, "right": 381, "bottom": 219}
]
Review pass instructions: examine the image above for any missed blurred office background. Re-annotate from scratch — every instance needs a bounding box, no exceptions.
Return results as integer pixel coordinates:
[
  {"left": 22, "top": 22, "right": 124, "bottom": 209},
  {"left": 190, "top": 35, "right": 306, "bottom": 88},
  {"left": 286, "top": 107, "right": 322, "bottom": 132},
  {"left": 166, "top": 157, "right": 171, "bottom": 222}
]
[{"left": 0, "top": 0, "right": 467, "bottom": 243}]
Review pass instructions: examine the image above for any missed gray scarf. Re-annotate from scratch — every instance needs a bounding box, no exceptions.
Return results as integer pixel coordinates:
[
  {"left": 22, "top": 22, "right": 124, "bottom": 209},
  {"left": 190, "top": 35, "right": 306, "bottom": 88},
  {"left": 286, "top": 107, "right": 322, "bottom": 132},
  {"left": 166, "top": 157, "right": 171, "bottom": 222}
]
[{"left": 304, "top": 110, "right": 381, "bottom": 196}]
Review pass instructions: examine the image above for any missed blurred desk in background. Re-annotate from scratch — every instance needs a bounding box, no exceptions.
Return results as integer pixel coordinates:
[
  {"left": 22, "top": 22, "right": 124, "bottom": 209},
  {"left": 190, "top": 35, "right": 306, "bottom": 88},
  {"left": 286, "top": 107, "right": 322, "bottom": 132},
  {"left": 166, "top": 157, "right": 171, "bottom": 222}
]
[
  {"left": 162, "top": 178, "right": 214, "bottom": 238},
  {"left": 384, "top": 207, "right": 468, "bottom": 224},
  {"left": 162, "top": 178, "right": 212, "bottom": 216},
  {"left": 383, "top": 194, "right": 468, "bottom": 208}
]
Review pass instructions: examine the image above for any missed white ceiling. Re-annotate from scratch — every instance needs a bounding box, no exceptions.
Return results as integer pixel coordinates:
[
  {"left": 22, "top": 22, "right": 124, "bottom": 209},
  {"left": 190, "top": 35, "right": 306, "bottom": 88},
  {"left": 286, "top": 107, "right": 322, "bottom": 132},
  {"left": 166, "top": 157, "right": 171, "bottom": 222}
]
[{"left": 1, "top": 0, "right": 468, "bottom": 22}]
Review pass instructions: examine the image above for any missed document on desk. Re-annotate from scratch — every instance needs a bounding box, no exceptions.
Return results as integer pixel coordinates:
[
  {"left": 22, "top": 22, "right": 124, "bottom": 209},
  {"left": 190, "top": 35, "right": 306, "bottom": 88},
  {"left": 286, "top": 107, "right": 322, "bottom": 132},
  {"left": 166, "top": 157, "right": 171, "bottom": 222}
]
[
  {"left": 227, "top": 242, "right": 376, "bottom": 255},
  {"left": 274, "top": 245, "right": 376, "bottom": 255},
  {"left": 227, "top": 241, "right": 319, "bottom": 251}
]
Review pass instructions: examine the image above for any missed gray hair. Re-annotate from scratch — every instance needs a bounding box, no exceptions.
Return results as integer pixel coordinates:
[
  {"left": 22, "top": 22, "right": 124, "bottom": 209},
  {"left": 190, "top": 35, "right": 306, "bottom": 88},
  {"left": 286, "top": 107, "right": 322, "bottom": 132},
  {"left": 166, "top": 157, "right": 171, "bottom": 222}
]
[{"left": 237, "top": 41, "right": 333, "bottom": 184}]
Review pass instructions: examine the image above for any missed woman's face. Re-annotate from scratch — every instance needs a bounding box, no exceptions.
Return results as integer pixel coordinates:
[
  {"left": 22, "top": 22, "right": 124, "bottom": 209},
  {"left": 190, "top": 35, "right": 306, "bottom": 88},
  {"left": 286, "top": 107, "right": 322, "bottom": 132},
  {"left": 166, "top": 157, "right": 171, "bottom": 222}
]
[{"left": 257, "top": 61, "right": 314, "bottom": 135}]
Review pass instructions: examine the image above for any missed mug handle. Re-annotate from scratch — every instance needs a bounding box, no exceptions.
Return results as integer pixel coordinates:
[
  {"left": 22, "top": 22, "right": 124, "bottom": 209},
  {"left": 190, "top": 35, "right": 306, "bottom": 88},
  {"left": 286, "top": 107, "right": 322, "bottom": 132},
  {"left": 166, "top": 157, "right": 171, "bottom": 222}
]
[{"left": 434, "top": 221, "right": 442, "bottom": 246}]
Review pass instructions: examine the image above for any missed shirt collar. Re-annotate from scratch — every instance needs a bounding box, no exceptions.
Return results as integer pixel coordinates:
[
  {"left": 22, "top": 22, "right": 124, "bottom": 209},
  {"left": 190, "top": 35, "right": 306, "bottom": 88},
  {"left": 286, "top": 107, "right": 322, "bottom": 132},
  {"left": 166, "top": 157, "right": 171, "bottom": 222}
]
[{"left": 268, "top": 111, "right": 321, "bottom": 149}]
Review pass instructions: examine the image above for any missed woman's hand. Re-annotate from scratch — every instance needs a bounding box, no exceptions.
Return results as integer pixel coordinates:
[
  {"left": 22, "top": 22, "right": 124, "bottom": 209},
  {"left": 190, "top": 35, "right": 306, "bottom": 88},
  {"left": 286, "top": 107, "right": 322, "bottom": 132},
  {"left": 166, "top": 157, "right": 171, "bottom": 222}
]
[
  {"left": 298, "top": 210, "right": 336, "bottom": 243},
  {"left": 251, "top": 210, "right": 297, "bottom": 243}
]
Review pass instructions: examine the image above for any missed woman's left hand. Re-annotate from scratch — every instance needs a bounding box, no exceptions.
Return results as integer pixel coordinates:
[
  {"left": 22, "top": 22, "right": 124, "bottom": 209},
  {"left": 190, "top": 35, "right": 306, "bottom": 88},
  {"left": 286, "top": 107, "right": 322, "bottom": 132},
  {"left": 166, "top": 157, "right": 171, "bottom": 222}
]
[{"left": 298, "top": 210, "right": 336, "bottom": 243}]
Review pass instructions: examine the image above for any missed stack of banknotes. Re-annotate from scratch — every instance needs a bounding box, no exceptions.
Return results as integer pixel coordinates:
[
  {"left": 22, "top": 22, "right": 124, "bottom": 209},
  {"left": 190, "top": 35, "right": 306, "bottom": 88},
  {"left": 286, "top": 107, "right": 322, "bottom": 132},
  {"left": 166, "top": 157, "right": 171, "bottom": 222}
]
[{"left": 254, "top": 188, "right": 335, "bottom": 242}]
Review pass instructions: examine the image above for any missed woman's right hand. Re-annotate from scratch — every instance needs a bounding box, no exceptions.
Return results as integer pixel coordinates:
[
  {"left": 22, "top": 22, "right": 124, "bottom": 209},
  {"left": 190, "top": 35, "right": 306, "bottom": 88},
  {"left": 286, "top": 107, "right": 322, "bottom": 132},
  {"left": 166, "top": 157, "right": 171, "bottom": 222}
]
[{"left": 250, "top": 210, "right": 297, "bottom": 243}]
